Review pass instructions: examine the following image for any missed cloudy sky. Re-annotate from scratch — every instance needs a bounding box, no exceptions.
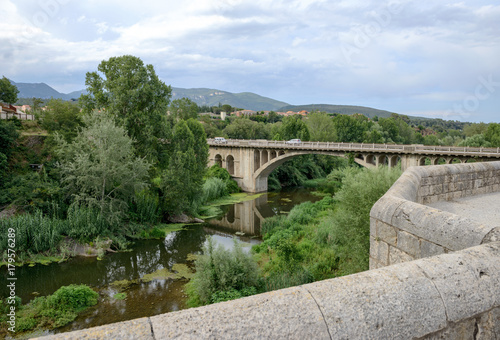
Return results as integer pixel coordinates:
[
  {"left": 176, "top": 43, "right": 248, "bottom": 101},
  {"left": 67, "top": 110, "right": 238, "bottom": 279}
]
[{"left": 1, "top": 0, "right": 499, "bottom": 122}]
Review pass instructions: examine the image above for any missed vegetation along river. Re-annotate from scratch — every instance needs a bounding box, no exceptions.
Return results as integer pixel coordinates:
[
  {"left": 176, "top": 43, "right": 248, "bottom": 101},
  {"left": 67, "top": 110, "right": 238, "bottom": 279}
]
[{"left": 1, "top": 189, "right": 320, "bottom": 337}]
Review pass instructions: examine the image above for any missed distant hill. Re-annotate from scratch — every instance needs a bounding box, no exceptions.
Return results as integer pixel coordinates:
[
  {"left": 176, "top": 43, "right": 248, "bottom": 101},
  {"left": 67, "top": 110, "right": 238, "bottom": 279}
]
[
  {"left": 171, "top": 87, "right": 288, "bottom": 111},
  {"left": 12, "top": 81, "right": 85, "bottom": 101},
  {"left": 11, "top": 81, "right": 288, "bottom": 111},
  {"left": 278, "top": 104, "right": 397, "bottom": 119}
]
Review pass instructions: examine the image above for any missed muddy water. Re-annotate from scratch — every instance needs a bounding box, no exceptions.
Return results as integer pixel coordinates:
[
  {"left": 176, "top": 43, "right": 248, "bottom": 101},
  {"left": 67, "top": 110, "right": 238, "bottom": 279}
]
[{"left": 0, "top": 189, "right": 320, "bottom": 336}]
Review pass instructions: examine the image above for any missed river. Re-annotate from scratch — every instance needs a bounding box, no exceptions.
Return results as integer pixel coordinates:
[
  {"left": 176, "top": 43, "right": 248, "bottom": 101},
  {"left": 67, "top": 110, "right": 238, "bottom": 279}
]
[{"left": 1, "top": 188, "right": 320, "bottom": 337}]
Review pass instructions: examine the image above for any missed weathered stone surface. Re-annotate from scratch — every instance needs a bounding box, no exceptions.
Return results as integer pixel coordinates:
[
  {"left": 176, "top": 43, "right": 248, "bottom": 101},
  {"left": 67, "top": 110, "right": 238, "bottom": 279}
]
[
  {"left": 416, "top": 242, "right": 500, "bottom": 323},
  {"left": 420, "top": 239, "right": 446, "bottom": 258},
  {"left": 304, "top": 262, "right": 447, "bottom": 339},
  {"left": 391, "top": 200, "right": 491, "bottom": 251},
  {"left": 396, "top": 230, "right": 420, "bottom": 257},
  {"left": 150, "top": 286, "right": 330, "bottom": 340},
  {"left": 33, "top": 317, "right": 153, "bottom": 340},
  {"left": 376, "top": 221, "right": 397, "bottom": 246},
  {"left": 389, "top": 245, "right": 414, "bottom": 264},
  {"left": 370, "top": 237, "right": 389, "bottom": 265}
]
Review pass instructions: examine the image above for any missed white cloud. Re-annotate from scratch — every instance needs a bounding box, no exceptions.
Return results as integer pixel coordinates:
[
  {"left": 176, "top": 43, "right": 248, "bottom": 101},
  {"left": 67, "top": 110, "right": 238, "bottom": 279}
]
[{"left": 0, "top": 0, "right": 498, "bottom": 122}]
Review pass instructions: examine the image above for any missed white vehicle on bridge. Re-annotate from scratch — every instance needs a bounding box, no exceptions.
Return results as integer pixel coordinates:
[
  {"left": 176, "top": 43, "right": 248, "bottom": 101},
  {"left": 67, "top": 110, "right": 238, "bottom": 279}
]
[
  {"left": 286, "top": 139, "right": 301, "bottom": 144},
  {"left": 214, "top": 137, "right": 227, "bottom": 144}
]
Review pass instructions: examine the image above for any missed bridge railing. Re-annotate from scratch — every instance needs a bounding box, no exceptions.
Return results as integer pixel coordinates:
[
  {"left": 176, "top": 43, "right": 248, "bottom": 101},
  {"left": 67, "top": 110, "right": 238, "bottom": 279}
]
[{"left": 207, "top": 139, "right": 500, "bottom": 156}]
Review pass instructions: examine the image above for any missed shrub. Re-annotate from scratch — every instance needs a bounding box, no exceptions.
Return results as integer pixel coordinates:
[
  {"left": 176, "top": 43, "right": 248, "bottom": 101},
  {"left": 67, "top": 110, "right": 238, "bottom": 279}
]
[
  {"left": 8, "top": 284, "right": 98, "bottom": 332},
  {"left": 130, "top": 190, "right": 160, "bottom": 224},
  {"left": 202, "top": 177, "right": 228, "bottom": 203},
  {"left": 324, "top": 166, "right": 401, "bottom": 274},
  {"left": 186, "top": 237, "right": 260, "bottom": 306}
]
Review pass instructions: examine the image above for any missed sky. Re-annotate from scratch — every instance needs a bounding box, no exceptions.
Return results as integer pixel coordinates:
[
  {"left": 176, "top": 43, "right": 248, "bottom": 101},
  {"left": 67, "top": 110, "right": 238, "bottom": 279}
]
[{"left": 1, "top": 0, "right": 499, "bottom": 122}]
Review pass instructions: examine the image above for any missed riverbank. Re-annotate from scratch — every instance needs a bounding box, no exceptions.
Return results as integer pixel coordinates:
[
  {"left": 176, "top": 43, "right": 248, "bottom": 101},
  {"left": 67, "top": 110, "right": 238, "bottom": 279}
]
[{"left": 1, "top": 189, "right": 317, "bottom": 338}]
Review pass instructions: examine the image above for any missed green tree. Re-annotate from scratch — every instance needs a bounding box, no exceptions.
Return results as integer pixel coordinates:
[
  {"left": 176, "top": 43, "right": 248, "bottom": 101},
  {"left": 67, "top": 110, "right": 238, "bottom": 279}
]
[
  {"left": 221, "top": 104, "right": 233, "bottom": 114},
  {"left": 378, "top": 118, "right": 399, "bottom": 142},
  {"left": 463, "top": 123, "right": 488, "bottom": 137},
  {"left": 0, "top": 119, "right": 19, "bottom": 158},
  {"left": 485, "top": 123, "right": 500, "bottom": 147},
  {"left": 332, "top": 114, "right": 367, "bottom": 143},
  {"left": 80, "top": 55, "right": 172, "bottom": 164},
  {"left": 56, "top": 111, "right": 150, "bottom": 224},
  {"left": 169, "top": 98, "right": 199, "bottom": 121},
  {"left": 31, "top": 97, "right": 44, "bottom": 112},
  {"left": 458, "top": 134, "right": 491, "bottom": 147},
  {"left": 306, "top": 112, "right": 336, "bottom": 142},
  {"left": 186, "top": 118, "right": 209, "bottom": 177},
  {"left": 223, "top": 118, "right": 270, "bottom": 139},
  {"left": 277, "top": 115, "right": 310, "bottom": 141},
  {"left": 161, "top": 120, "right": 207, "bottom": 215},
  {"left": 423, "top": 134, "right": 439, "bottom": 146},
  {"left": 42, "top": 99, "right": 83, "bottom": 142},
  {"left": 0, "top": 76, "right": 19, "bottom": 104}
]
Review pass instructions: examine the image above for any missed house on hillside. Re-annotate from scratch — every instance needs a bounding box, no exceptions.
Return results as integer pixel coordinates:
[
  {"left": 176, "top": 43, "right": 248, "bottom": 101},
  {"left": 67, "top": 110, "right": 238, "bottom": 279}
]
[
  {"left": 233, "top": 110, "right": 257, "bottom": 117},
  {"left": 0, "top": 103, "right": 35, "bottom": 120},
  {"left": 16, "top": 105, "right": 32, "bottom": 112}
]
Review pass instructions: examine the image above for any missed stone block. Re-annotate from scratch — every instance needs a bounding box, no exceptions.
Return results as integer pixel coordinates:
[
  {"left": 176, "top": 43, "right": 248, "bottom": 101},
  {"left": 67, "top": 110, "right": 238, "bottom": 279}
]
[
  {"left": 377, "top": 221, "right": 397, "bottom": 246},
  {"left": 430, "top": 184, "right": 444, "bottom": 196},
  {"left": 150, "top": 286, "right": 330, "bottom": 339},
  {"left": 421, "top": 318, "right": 476, "bottom": 339},
  {"left": 416, "top": 242, "right": 500, "bottom": 323},
  {"left": 304, "top": 262, "right": 447, "bottom": 339},
  {"left": 370, "top": 237, "right": 389, "bottom": 265},
  {"left": 420, "top": 240, "right": 446, "bottom": 258},
  {"left": 389, "top": 246, "right": 414, "bottom": 265},
  {"left": 33, "top": 317, "right": 154, "bottom": 340},
  {"left": 397, "top": 230, "right": 420, "bottom": 257}
]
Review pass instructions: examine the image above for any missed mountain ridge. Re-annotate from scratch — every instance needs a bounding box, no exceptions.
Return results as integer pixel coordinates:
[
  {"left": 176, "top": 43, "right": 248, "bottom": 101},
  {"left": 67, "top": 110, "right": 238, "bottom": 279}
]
[{"left": 11, "top": 80, "right": 423, "bottom": 120}]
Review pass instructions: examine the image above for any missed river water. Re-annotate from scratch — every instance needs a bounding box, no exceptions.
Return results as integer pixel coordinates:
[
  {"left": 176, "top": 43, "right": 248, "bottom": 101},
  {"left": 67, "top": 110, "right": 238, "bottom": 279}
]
[{"left": 1, "top": 189, "right": 320, "bottom": 337}]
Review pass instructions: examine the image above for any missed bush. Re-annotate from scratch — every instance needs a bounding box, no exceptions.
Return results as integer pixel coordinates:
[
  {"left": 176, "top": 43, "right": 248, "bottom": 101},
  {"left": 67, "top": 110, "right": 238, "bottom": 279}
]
[
  {"left": 186, "top": 237, "right": 260, "bottom": 306},
  {"left": 5, "top": 285, "right": 98, "bottom": 332},
  {"left": 130, "top": 190, "right": 160, "bottom": 224},
  {"left": 205, "top": 164, "right": 240, "bottom": 195},
  {"left": 202, "top": 177, "right": 228, "bottom": 203},
  {"left": 324, "top": 166, "right": 401, "bottom": 274}
]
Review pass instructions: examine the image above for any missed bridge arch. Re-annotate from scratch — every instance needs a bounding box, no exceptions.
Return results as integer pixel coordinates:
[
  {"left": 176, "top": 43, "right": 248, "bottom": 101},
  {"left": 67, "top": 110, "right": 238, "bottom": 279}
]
[
  {"left": 226, "top": 155, "right": 235, "bottom": 175},
  {"left": 253, "top": 150, "right": 370, "bottom": 191},
  {"left": 215, "top": 154, "right": 223, "bottom": 167}
]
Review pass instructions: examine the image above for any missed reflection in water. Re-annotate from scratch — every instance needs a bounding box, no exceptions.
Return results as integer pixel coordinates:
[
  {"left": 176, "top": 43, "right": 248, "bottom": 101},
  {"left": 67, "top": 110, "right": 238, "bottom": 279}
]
[
  {"left": 0, "top": 188, "right": 320, "bottom": 335},
  {"left": 208, "top": 189, "right": 321, "bottom": 236}
]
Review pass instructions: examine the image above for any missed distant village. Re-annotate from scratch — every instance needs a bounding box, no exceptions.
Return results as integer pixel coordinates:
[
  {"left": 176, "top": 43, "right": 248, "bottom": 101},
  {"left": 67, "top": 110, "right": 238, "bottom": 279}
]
[
  {"left": 1, "top": 101, "right": 310, "bottom": 122},
  {"left": 201, "top": 109, "right": 309, "bottom": 120}
]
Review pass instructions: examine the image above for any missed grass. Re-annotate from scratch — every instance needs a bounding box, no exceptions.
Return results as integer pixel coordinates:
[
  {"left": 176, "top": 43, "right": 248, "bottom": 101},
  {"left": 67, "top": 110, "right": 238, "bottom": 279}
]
[{"left": 113, "top": 293, "right": 127, "bottom": 300}]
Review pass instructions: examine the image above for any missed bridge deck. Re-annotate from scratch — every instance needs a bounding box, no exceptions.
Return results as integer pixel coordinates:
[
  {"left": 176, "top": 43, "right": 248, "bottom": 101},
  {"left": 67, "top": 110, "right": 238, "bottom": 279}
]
[
  {"left": 208, "top": 139, "right": 500, "bottom": 158},
  {"left": 427, "top": 191, "right": 500, "bottom": 227}
]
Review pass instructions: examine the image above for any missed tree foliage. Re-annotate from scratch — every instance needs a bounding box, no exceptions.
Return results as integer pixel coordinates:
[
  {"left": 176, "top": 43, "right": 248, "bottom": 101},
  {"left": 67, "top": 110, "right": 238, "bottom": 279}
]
[
  {"left": 80, "top": 55, "right": 172, "bottom": 164},
  {"left": 56, "top": 111, "right": 150, "bottom": 224},
  {"left": 0, "top": 76, "right": 19, "bottom": 104},
  {"left": 160, "top": 119, "right": 208, "bottom": 215},
  {"left": 223, "top": 118, "right": 270, "bottom": 139},
  {"left": 169, "top": 98, "right": 199, "bottom": 121},
  {"left": 332, "top": 114, "right": 367, "bottom": 143},
  {"left": 275, "top": 115, "right": 310, "bottom": 141},
  {"left": 306, "top": 112, "right": 336, "bottom": 142},
  {"left": 42, "top": 99, "right": 83, "bottom": 142}
]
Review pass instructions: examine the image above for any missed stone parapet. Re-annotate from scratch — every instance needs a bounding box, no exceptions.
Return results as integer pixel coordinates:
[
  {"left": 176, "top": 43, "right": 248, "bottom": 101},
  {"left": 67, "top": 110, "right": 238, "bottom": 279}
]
[
  {"left": 37, "top": 242, "right": 500, "bottom": 339},
  {"left": 370, "top": 161, "right": 500, "bottom": 268}
]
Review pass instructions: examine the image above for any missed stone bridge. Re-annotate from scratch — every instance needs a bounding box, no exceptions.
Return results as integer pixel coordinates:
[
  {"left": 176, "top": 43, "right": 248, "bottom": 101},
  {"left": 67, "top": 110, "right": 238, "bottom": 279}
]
[{"left": 208, "top": 139, "right": 500, "bottom": 192}]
